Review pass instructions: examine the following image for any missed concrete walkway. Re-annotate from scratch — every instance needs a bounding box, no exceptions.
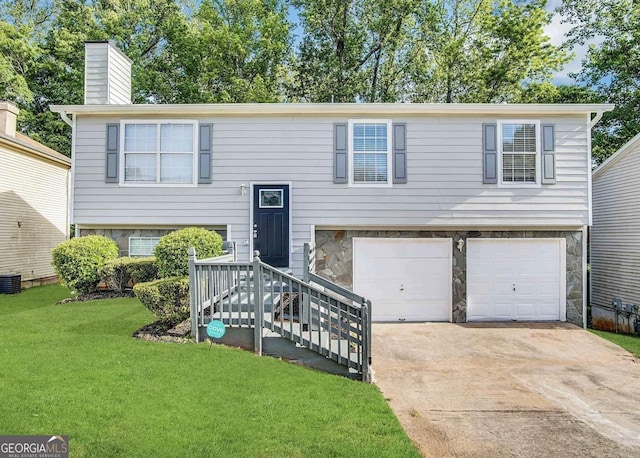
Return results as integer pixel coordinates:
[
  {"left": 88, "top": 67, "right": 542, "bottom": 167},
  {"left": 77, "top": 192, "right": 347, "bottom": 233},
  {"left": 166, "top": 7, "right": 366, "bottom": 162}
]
[{"left": 373, "top": 322, "right": 640, "bottom": 457}]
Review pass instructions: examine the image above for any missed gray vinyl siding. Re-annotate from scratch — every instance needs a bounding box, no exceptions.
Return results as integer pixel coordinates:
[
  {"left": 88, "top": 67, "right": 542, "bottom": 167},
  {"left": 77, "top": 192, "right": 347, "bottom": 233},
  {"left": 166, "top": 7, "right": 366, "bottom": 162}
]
[
  {"left": 106, "top": 45, "right": 131, "bottom": 104},
  {"left": 73, "top": 114, "right": 589, "bottom": 273},
  {"left": 84, "top": 43, "right": 131, "bottom": 105},
  {"left": 0, "top": 146, "right": 69, "bottom": 280},
  {"left": 591, "top": 143, "right": 640, "bottom": 311},
  {"left": 84, "top": 44, "right": 109, "bottom": 105}
]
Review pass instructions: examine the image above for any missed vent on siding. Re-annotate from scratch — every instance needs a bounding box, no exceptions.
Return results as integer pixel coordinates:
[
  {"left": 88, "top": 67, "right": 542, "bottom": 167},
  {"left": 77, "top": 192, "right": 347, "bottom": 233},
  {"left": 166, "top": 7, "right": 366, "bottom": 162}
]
[{"left": 129, "top": 237, "right": 160, "bottom": 257}]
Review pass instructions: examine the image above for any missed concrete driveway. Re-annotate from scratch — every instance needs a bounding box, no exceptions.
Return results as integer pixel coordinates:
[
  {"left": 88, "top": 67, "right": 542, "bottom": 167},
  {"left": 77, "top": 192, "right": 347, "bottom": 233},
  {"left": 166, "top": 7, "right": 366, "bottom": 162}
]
[{"left": 373, "top": 322, "right": 640, "bottom": 457}]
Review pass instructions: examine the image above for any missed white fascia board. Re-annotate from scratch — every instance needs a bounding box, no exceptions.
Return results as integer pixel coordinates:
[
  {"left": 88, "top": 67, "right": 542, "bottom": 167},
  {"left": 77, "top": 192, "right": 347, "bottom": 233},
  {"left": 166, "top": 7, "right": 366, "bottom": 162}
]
[{"left": 50, "top": 103, "right": 615, "bottom": 117}]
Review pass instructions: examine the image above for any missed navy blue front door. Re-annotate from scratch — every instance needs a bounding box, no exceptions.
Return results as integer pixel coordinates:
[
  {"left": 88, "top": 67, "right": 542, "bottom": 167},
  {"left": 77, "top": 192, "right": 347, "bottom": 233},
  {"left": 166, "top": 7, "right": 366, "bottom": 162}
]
[{"left": 253, "top": 185, "right": 290, "bottom": 267}]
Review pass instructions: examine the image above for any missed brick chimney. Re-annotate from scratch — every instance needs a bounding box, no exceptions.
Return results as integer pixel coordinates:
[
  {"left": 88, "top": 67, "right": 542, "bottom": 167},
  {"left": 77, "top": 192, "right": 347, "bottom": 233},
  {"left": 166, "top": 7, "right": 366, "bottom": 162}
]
[
  {"left": 0, "top": 101, "right": 19, "bottom": 137},
  {"left": 84, "top": 40, "right": 132, "bottom": 105}
]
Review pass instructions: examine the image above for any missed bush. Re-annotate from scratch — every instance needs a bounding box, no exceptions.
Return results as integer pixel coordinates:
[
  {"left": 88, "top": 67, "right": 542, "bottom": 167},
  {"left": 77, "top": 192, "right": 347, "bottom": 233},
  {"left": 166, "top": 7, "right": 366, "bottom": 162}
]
[
  {"left": 52, "top": 235, "right": 119, "bottom": 293},
  {"left": 99, "top": 257, "right": 158, "bottom": 292},
  {"left": 154, "top": 227, "right": 223, "bottom": 277},
  {"left": 133, "top": 277, "right": 190, "bottom": 323}
]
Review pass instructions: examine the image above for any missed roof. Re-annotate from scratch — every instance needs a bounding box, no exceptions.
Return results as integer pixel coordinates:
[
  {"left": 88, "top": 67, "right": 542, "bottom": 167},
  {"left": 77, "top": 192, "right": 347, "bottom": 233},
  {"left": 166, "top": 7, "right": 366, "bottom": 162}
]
[
  {"left": 50, "top": 102, "right": 615, "bottom": 117},
  {"left": 593, "top": 132, "right": 640, "bottom": 180},
  {"left": 0, "top": 132, "right": 71, "bottom": 168}
]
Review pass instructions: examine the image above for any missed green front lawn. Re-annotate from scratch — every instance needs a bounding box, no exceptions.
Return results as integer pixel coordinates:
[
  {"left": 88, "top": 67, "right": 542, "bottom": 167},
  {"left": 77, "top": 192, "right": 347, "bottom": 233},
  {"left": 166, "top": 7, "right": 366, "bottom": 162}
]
[
  {"left": 0, "top": 285, "right": 418, "bottom": 457},
  {"left": 591, "top": 329, "right": 640, "bottom": 357}
]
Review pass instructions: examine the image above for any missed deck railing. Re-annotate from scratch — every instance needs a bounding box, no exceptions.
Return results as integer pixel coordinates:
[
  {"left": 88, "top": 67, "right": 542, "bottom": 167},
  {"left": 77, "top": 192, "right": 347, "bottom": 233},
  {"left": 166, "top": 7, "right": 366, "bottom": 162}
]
[{"left": 188, "top": 243, "right": 372, "bottom": 382}]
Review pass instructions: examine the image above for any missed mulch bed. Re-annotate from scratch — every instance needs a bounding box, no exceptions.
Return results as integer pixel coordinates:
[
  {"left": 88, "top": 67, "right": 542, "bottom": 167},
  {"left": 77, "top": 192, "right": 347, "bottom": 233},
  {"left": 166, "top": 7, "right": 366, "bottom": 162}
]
[
  {"left": 133, "top": 319, "right": 193, "bottom": 344},
  {"left": 56, "top": 290, "right": 135, "bottom": 304}
]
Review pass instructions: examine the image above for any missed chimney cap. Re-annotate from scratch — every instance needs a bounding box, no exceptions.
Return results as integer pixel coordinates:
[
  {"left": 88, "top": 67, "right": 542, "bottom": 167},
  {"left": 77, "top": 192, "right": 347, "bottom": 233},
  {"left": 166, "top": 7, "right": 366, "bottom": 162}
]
[
  {"left": 84, "top": 40, "right": 133, "bottom": 64},
  {"left": 0, "top": 101, "right": 19, "bottom": 115}
]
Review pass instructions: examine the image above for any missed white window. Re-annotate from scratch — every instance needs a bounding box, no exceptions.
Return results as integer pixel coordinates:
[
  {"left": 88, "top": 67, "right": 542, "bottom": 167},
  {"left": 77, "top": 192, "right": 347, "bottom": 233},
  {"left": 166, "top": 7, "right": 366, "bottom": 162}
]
[
  {"left": 498, "top": 120, "right": 541, "bottom": 186},
  {"left": 259, "top": 189, "right": 283, "bottom": 208},
  {"left": 348, "top": 120, "right": 392, "bottom": 186},
  {"left": 121, "top": 121, "right": 197, "bottom": 185},
  {"left": 129, "top": 237, "right": 161, "bottom": 256}
]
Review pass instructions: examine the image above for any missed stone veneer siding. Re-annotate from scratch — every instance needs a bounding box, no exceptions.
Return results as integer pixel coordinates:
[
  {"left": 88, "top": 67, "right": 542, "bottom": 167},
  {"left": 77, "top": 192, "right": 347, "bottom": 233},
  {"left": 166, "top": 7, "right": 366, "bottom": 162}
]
[
  {"left": 315, "top": 230, "right": 583, "bottom": 326},
  {"left": 79, "top": 227, "right": 227, "bottom": 257}
]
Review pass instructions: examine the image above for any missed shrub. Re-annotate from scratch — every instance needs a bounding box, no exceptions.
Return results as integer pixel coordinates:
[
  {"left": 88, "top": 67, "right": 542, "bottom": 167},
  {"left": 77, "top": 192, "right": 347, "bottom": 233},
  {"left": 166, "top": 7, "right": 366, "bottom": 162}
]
[
  {"left": 133, "top": 277, "right": 190, "bottom": 323},
  {"left": 99, "top": 257, "right": 158, "bottom": 292},
  {"left": 154, "top": 227, "right": 223, "bottom": 277},
  {"left": 52, "top": 235, "right": 119, "bottom": 293}
]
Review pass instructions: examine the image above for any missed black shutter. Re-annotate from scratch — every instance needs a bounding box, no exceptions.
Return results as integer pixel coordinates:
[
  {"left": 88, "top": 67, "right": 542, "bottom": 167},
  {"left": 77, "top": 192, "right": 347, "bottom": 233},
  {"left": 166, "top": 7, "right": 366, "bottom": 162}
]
[
  {"left": 198, "top": 123, "right": 213, "bottom": 184},
  {"left": 334, "top": 123, "right": 348, "bottom": 183},
  {"left": 392, "top": 123, "right": 407, "bottom": 184},
  {"left": 483, "top": 123, "right": 498, "bottom": 184},
  {"left": 105, "top": 123, "right": 119, "bottom": 183}
]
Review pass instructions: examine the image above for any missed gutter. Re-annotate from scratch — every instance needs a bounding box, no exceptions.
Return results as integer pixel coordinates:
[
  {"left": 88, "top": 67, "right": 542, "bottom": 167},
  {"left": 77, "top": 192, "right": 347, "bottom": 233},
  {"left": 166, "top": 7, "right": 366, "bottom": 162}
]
[{"left": 50, "top": 103, "right": 617, "bottom": 117}]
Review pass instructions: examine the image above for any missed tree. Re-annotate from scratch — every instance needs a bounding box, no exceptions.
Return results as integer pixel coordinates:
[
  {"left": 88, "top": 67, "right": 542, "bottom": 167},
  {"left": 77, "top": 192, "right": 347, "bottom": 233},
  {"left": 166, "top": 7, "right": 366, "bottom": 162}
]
[
  {"left": 408, "top": 0, "right": 569, "bottom": 103},
  {"left": 559, "top": 0, "right": 640, "bottom": 164},
  {"left": 149, "top": 0, "right": 292, "bottom": 103},
  {"left": 289, "top": 0, "right": 420, "bottom": 102},
  {"left": 516, "top": 82, "right": 598, "bottom": 104},
  {"left": 290, "top": 0, "right": 568, "bottom": 103},
  {"left": 0, "top": 21, "right": 38, "bottom": 104}
]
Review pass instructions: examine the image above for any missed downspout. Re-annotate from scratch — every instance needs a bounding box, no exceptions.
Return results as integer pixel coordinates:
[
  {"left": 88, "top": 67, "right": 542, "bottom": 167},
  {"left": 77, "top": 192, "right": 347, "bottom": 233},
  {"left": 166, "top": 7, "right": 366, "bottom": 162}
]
[
  {"left": 57, "top": 110, "right": 75, "bottom": 237},
  {"left": 58, "top": 110, "right": 73, "bottom": 128},
  {"left": 588, "top": 110, "right": 604, "bottom": 130},
  {"left": 584, "top": 110, "right": 605, "bottom": 329}
]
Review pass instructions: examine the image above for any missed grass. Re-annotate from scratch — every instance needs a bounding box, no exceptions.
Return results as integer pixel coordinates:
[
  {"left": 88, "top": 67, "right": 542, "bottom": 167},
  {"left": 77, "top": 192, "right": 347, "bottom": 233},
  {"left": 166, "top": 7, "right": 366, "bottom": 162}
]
[
  {"left": 0, "top": 285, "right": 419, "bottom": 457},
  {"left": 591, "top": 329, "right": 640, "bottom": 357}
]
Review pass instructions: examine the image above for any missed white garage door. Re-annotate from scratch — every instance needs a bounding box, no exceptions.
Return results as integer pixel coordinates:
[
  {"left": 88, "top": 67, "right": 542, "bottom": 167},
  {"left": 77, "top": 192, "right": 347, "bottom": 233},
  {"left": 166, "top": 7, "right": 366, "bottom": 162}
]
[
  {"left": 467, "top": 239, "right": 566, "bottom": 321},
  {"left": 353, "top": 238, "right": 452, "bottom": 322}
]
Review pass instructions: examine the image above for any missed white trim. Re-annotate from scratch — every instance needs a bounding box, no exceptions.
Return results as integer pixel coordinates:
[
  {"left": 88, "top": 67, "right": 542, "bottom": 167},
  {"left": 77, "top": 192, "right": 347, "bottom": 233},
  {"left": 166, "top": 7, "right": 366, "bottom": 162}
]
[
  {"left": 51, "top": 103, "right": 615, "bottom": 117},
  {"left": 249, "top": 182, "right": 293, "bottom": 267},
  {"left": 348, "top": 119, "right": 393, "bottom": 187},
  {"left": 560, "top": 237, "right": 567, "bottom": 322},
  {"left": 106, "top": 44, "right": 112, "bottom": 104},
  {"left": 582, "top": 226, "right": 588, "bottom": 330},
  {"left": 258, "top": 189, "right": 284, "bottom": 208},
  {"left": 118, "top": 119, "right": 198, "bottom": 187},
  {"left": 497, "top": 119, "right": 541, "bottom": 188}
]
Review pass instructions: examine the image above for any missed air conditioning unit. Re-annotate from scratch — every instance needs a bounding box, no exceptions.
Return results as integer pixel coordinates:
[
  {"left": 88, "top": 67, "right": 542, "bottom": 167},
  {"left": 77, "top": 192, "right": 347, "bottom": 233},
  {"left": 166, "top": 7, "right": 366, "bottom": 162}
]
[{"left": 0, "top": 274, "right": 21, "bottom": 294}]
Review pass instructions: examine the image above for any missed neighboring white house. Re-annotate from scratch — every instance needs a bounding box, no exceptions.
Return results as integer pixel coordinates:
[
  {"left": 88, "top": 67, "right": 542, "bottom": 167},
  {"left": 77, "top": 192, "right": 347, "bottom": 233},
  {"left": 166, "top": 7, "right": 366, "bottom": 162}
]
[
  {"left": 591, "top": 133, "right": 640, "bottom": 332},
  {"left": 0, "top": 101, "right": 71, "bottom": 287},
  {"left": 51, "top": 41, "right": 614, "bottom": 326}
]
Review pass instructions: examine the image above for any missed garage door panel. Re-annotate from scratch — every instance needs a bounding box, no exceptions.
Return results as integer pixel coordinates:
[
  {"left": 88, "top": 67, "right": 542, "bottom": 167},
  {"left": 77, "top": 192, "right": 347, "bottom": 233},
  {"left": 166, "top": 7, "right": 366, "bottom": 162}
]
[
  {"left": 372, "top": 301, "right": 401, "bottom": 321},
  {"left": 467, "top": 239, "right": 565, "bottom": 322},
  {"left": 354, "top": 238, "right": 452, "bottom": 322}
]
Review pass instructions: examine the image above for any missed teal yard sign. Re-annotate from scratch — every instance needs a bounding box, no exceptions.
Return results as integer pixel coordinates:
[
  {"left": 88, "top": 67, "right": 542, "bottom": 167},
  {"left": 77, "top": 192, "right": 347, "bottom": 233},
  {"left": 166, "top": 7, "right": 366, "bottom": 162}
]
[{"left": 206, "top": 320, "right": 226, "bottom": 339}]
